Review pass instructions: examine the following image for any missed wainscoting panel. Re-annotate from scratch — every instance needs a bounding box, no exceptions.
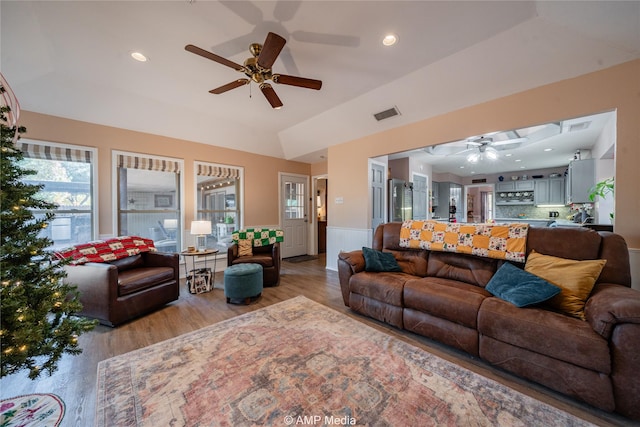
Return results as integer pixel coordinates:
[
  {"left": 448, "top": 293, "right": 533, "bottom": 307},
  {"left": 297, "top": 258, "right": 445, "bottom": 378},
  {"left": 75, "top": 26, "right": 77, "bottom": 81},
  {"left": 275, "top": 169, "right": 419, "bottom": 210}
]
[{"left": 326, "top": 226, "right": 373, "bottom": 271}]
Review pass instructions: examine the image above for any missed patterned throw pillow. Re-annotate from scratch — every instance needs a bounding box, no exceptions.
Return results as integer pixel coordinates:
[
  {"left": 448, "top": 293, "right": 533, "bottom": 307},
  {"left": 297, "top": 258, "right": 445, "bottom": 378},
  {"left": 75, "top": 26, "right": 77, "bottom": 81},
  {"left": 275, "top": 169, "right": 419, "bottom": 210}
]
[{"left": 238, "top": 239, "right": 253, "bottom": 257}]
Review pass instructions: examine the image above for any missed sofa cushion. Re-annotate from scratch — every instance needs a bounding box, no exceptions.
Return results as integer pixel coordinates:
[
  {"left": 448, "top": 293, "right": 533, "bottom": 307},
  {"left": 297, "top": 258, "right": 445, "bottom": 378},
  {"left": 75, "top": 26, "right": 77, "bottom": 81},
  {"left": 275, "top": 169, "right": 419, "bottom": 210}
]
[
  {"left": 349, "top": 272, "right": 414, "bottom": 307},
  {"left": 404, "top": 277, "right": 491, "bottom": 329},
  {"left": 231, "top": 253, "right": 274, "bottom": 268},
  {"left": 109, "top": 254, "right": 144, "bottom": 272},
  {"left": 386, "top": 249, "right": 429, "bottom": 277},
  {"left": 118, "top": 267, "right": 175, "bottom": 296},
  {"left": 426, "top": 251, "right": 497, "bottom": 287},
  {"left": 486, "top": 262, "right": 561, "bottom": 308},
  {"left": 525, "top": 251, "right": 606, "bottom": 320},
  {"left": 362, "top": 247, "right": 402, "bottom": 272},
  {"left": 478, "top": 297, "right": 611, "bottom": 374}
]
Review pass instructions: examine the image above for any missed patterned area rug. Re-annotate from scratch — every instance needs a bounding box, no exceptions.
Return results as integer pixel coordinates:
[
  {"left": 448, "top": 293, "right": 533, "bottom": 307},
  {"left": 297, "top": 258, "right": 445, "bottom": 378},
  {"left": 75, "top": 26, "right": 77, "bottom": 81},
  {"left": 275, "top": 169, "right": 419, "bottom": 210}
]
[
  {"left": 96, "top": 296, "right": 594, "bottom": 426},
  {"left": 0, "top": 393, "right": 65, "bottom": 426}
]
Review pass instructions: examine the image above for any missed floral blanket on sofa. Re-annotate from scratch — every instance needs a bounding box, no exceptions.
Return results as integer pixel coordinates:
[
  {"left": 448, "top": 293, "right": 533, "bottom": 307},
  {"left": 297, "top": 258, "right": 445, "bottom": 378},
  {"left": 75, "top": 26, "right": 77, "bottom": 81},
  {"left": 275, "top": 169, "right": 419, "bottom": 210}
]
[
  {"left": 399, "top": 220, "right": 529, "bottom": 263},
  {"left": 54, "top": 236, "right": 157, "bottom": 265}
]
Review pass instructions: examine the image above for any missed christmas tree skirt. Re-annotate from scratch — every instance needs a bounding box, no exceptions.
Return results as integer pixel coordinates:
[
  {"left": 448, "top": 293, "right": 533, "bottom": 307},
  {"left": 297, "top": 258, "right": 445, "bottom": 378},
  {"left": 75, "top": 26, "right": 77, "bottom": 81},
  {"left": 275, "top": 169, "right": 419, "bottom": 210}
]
[{"left": 0, "top": 393, "right": 65, "bottom": 427}]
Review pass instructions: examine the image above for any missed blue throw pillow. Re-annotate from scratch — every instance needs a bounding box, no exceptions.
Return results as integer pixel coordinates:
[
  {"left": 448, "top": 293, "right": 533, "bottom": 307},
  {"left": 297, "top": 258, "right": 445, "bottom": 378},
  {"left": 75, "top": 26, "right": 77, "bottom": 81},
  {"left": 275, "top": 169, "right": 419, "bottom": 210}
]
[
  {"left": 362, "top": 247, "right": 402, "bottom": 272},
  {"left": 486, "top": 262, "right": 561, "bottom": 308}
]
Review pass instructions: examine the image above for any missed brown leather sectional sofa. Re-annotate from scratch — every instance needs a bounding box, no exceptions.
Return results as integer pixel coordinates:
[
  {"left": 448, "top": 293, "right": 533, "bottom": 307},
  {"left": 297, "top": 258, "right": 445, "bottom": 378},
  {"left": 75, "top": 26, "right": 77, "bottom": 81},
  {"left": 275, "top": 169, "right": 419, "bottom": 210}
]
[
  {"left": 64, "top": 251, "right": 180, "bottom": 327},
  {"left": 338, "top": 222, "right": 639, "bottom": 420}
]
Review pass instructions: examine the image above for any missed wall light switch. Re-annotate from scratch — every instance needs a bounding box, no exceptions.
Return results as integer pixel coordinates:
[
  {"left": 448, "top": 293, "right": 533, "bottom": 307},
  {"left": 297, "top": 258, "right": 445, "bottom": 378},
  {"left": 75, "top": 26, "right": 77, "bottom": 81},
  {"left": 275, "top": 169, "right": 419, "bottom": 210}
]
[{"left": 335, "top": 197, "right": 344, "bottom": 204}]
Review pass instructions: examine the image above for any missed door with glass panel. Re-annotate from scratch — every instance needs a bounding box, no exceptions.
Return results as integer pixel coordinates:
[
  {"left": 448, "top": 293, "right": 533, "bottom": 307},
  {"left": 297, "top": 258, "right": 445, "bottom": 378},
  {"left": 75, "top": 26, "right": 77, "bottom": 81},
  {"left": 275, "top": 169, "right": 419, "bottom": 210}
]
[{"left": 281, "top": 174, "right": 308, "bottom": 258}]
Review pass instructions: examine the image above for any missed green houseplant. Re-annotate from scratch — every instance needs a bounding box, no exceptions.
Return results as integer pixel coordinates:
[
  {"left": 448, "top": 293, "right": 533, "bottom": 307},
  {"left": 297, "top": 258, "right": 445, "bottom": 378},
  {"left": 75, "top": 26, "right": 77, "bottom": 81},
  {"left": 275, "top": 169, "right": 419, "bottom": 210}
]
[{"left": 588, "top": 177, "right": 614, "bottom": 221}]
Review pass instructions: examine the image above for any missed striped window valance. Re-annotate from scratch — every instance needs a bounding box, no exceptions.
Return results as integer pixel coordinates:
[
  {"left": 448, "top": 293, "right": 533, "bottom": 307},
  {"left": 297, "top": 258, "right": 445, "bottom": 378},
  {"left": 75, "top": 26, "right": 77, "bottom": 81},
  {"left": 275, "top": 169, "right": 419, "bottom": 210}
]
[
  {"left": 196, "top": 164, "right": 240, "bottom": 179},
  {"left": 118, "top": 154, "right": 180, "bottom": 173},
  {"left": 16, "top": 141, "right": 93, "bottom": 163}
]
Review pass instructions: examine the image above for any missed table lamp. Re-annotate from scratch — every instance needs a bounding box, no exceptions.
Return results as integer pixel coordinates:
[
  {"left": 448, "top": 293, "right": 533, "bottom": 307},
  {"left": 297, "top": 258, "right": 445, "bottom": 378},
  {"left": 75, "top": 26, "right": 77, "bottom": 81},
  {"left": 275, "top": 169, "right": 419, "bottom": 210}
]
[{"left": 190, "top": 220, "right": 212, "bottom": 252}]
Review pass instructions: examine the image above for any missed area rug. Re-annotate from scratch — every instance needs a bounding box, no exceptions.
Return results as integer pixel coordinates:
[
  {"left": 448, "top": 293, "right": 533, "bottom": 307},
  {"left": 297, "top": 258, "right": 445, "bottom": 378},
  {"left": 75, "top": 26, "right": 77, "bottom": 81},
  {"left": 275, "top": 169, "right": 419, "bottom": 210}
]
[
  {"left": 0, "top": 393, "right": 65, "bottom": 426},
  {"left": 96, "top": 296, "right": 594, "bottom": 426}
]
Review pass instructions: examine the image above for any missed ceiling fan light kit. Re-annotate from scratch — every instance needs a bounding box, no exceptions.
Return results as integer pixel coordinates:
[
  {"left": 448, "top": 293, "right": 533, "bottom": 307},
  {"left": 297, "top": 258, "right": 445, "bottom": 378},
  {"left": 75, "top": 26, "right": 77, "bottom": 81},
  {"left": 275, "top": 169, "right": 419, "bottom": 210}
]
[{"left": 186, "top": 32, "right": 322, "bottom": 109}]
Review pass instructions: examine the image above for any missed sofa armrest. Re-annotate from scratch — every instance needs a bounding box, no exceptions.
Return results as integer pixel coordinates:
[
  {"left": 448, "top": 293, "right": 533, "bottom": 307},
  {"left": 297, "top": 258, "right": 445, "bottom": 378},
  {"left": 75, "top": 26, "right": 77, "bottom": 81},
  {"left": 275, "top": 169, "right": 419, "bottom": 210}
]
[
  {"left": 63, "top": 262, "right": 118, "bottom": 320},
  {"left": 271, "top": 242, "right": 281, "bottom": 272},
  {"left": 585, "top": 283, "right": 640, "bottom": 339},
  {"left": 337, "top": 250, "right": 365, "bottom": 306},
  {"left": 227, "top": 243, "right": 239, "bottom": 266}
]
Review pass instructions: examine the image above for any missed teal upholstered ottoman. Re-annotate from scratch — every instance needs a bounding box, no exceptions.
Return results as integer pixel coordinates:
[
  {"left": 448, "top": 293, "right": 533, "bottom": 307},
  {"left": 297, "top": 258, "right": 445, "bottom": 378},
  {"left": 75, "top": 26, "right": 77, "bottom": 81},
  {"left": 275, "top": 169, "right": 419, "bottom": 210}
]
[{"left": 224, "top": 263, "right": 263, "bottom": 304}]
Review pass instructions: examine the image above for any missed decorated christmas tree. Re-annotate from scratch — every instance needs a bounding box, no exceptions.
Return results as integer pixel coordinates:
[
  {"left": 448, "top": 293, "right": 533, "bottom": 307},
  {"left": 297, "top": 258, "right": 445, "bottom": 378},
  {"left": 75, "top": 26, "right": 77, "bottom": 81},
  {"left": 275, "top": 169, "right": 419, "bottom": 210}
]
[{"left": 1, "top": 82, "right": 96, "bottom": 379}]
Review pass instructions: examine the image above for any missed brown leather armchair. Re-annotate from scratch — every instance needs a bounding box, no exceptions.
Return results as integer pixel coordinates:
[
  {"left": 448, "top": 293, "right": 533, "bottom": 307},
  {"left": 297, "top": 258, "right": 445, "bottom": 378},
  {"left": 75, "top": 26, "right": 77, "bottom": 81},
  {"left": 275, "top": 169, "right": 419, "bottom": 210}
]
[
  {"left": 63, "top": 252, "right": 179, "bottom": 327},
  {"left": 227, "top": 242, "right": 281, "bottom": 286}
]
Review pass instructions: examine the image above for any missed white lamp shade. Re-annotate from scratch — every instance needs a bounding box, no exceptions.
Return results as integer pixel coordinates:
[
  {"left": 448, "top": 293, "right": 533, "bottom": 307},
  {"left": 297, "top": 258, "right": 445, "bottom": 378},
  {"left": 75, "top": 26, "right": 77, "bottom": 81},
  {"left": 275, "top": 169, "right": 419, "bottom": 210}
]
[{"left": 190, "top": 220, "right": 212, "bottom": 235}]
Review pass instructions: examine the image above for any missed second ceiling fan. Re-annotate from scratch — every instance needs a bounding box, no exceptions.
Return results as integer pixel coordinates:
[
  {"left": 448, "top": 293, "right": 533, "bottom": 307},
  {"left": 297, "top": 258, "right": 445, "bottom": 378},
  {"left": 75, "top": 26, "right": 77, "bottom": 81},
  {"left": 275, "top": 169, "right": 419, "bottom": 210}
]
[{"left": 185, "top": 32, "right": 322, "bottom": 109}]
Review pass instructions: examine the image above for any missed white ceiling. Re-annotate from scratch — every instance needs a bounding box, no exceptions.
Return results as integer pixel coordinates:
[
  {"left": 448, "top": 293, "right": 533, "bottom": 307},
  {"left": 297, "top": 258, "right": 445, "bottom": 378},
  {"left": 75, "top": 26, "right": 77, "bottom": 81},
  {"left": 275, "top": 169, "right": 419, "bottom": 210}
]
[
  {"left": 389, "top": 111, "right": 616, "bottom": 177},
  {"left": 1, "top": 1, "right": 639, "bottom": 164}
]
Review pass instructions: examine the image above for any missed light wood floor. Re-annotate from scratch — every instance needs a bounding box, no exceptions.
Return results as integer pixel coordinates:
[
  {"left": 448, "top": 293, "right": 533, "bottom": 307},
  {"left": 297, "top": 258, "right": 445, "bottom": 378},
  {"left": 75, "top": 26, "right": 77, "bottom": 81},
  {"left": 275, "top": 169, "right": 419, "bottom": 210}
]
[{"left": 0, "top": 255, "right": 632, "bottom": 426}]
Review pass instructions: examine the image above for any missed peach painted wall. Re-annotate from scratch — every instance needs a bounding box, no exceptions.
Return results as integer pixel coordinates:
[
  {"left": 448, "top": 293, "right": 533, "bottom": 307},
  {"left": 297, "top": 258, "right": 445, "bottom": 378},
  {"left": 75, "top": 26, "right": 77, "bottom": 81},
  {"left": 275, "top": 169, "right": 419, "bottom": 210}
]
[
  {"left": 311, "top": 161, "right": 328, "bottom": 176},
  {"left": 329, "top": 60, "right": 640, "bottom": 250},
  {"left": 18, "top": 112, "right": 310, "bottom": 237}
]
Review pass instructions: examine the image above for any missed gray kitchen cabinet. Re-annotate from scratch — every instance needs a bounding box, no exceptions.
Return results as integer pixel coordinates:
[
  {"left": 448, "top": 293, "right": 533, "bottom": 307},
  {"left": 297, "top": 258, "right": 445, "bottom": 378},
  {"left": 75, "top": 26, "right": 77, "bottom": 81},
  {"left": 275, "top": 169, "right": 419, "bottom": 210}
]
[
  {"left": 535, "top": 177, "right": 565, "bottom": 205},
  {"left": 566, "top": 159, "right": 595, "bottom": 204}
]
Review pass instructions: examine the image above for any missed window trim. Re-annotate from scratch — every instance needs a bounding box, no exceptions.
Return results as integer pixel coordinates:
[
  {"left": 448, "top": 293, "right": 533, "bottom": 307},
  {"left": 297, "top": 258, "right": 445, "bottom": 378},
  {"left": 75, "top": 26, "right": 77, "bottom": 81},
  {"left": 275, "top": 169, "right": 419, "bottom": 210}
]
[{"left": 18, "top": 138, "right": 98, "bottom": 243}]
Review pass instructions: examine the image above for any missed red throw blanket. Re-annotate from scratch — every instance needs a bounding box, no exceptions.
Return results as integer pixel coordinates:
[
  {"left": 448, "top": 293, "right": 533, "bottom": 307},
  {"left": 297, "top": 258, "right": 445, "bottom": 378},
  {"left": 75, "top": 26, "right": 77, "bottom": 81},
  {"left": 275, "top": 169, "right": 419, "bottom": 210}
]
[{"left": 54, "top": 236, "right": 157, "bottom": 265}]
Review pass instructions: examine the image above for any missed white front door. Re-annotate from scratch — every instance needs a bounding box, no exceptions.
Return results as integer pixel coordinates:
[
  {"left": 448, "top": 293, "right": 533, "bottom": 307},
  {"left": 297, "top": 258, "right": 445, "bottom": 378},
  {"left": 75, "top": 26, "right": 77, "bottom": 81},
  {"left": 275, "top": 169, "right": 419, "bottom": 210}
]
[{"left": 281, "top": 174, "right": 308, "bottom": 258}]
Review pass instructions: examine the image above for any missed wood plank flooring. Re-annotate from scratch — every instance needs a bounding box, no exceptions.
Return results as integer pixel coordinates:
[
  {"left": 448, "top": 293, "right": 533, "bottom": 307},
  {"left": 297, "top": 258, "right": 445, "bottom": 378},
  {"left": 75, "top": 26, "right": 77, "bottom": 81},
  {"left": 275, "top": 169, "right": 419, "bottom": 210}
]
[{"left": 0, "top": 255, "right": 632, "bottom": 426}]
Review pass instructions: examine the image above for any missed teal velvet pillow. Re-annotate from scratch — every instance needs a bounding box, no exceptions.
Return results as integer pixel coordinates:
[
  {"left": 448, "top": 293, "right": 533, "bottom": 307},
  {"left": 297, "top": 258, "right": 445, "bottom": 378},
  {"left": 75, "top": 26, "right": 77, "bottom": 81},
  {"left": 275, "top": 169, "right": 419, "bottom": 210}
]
[
  {"left": 486, "top": 262, "right": 561, "bottom": 308},
  {"left": 362, "top": 247, "right": 402, "bottom": 272}
]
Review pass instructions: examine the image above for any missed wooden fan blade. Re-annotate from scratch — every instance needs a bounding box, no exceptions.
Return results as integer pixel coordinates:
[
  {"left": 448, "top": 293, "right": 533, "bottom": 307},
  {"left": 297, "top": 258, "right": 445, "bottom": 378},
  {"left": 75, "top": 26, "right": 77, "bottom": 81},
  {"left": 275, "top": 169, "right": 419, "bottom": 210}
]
[
  {"left": 185, "top": 44, "right": 245, "bottom": 71},
  {"left": 272, "top": 74, "right": 322, "bottom": 90},
  {"left": 209, "top": 79, "right": 250, "bottom": 94},
  {"left": 257, "top": 32, "right": 286, "bottom": 70},
  {"left": 260, "top": 83, "right": 283, "bottom": 109}
]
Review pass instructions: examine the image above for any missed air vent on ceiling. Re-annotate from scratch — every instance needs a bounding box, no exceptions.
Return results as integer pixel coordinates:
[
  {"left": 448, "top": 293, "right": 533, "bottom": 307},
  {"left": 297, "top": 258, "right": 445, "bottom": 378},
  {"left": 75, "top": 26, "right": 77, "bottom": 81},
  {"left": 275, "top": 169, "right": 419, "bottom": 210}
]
[
  {"left": 568, "top": 121, "right": 591, "bottom": 132},
  {"left": 373, "top": 106, "right": 401, "bottom": 121}
]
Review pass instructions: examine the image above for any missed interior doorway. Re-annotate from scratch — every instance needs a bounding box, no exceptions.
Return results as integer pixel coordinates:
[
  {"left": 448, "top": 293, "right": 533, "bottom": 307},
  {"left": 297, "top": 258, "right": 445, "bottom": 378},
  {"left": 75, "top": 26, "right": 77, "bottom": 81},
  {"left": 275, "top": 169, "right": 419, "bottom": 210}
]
[
  {"left": 315, "top": 177, "right": 328, "bottom": 254},
  {"left": 464, "top": 183, "right": 495, "bottom": 223}
]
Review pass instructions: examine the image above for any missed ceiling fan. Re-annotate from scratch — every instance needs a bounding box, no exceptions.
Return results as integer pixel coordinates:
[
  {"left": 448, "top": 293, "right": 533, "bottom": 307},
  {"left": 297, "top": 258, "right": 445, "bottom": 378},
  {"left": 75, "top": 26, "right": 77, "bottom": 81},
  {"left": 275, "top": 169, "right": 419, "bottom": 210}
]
[{"left": 185, "top": 32, "right": 322, "bottom": 109}]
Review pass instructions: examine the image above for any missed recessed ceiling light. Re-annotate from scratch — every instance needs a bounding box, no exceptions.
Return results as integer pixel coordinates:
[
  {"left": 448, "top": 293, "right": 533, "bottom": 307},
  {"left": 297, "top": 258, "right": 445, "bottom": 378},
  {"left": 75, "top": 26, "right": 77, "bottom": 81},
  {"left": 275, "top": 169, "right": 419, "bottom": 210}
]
[
  {"left": 515, "top": 159, "right": 522, "bottom": 162},
  {"left": 459, "top": 166, "right": 465, "bottom": 169},
  {"left": 131, "top": 52, "right": 148, "bottom": 62},
  {"left": 544, "top": 148, "right": 553, "bottom": 152},
  {"left": 505, "top": 153, "right": 512, "bottom": 157},
  {"left": 382, "top": 34, "right": 398, "bottom": 46}
]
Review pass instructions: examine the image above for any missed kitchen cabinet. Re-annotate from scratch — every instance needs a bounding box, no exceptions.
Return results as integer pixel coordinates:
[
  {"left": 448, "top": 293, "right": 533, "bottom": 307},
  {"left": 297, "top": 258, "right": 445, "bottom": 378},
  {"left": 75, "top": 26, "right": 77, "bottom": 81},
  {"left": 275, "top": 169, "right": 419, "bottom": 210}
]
[
  {"left": 496, "top": 180, "right": 534, "bottom": 192},
  {"left": 534, "top": 177, "right": 565, "bottom": 206},
  {"left": 566, "top": 159, "right": 595, "bottom": 204}
]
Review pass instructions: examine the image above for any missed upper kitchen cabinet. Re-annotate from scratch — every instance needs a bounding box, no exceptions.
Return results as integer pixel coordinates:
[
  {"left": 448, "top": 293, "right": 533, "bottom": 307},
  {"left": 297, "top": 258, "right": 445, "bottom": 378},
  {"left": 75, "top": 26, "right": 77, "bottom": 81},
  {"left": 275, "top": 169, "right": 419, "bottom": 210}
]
[
  {"left": 496, "top": 180, "right": 534, "bottom": 192},
  {"left": 566, "top": 159, "right": 595, "bottom": 204},
  {"left": 535, "top": 177, "right": 565, "bottom": 206}
]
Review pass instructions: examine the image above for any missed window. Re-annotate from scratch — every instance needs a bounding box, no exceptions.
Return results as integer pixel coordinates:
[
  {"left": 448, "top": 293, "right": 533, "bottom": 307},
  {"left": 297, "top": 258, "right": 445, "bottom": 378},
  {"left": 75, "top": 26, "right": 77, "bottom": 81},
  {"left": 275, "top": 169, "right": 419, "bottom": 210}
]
[
  {"left": 195, "top": 162, "right": 242, "bottom": 249},
  {"left": 115, "top": 152, "right": 183, "bottom": 253},
  {"left": 16, "top": 140, "right": 96, "bottom": 250}
]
